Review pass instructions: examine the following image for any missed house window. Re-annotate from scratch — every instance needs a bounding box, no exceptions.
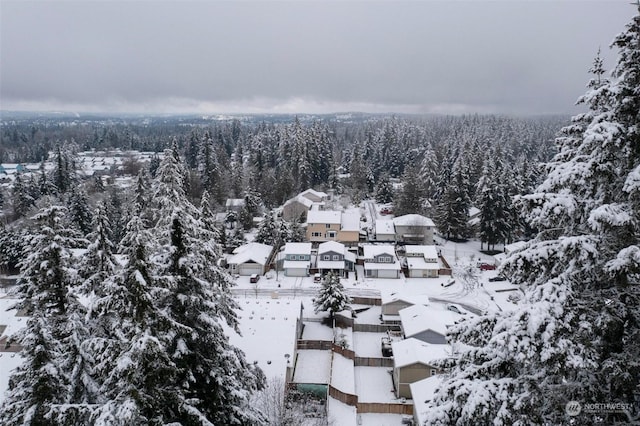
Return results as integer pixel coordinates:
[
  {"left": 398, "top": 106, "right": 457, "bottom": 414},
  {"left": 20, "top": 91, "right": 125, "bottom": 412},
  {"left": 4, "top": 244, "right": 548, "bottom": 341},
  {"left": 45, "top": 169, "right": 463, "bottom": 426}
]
[
  {"left": 430, "top": 369, "right": 437, "bottom": 376},
  {"left": 312, "top": 232, "right": 322, "bottom": 238},
  {"left": 326, "top": 231, "right": 337, "bottom": 238},
  {"left": 325, "top": 224, "right": 331, "bottom": 228},
  {"left": 332, "top": 255, "right": 339, "bottom": 261},
  {"left": 378, "top": 256, "right": 392, "bottom": 263},
  {"left": 323, "top": 255, "right": 330, "bottom": 261},
  {"left": 365, "top": 269, "right": 373, "bottom": 277}
]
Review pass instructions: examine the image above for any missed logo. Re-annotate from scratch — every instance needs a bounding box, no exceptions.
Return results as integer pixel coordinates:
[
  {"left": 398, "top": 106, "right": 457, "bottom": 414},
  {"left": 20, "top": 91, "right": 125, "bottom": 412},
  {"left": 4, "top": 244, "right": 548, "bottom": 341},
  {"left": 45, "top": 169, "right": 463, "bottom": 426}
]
[{"left": 566, "top": 401, "right": 582, "bottom": 416}]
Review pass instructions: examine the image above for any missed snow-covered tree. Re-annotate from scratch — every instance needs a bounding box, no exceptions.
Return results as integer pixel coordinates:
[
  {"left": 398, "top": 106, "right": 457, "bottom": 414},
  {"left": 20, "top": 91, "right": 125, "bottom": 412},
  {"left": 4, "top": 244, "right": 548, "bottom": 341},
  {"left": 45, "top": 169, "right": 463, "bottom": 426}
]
[
  {"left": 78, "top": 203, "right": 118, "bottom": 295},
  {"left": 68, "top": 186, "right": 93, "bottom": 236},
  {"left": 423, "top": 10, "right": 640, "bottom": 425},
  {"left": 254, "top": 211, "right": 278, "bottom": 246},
  {"left": 375, "top": 173, "right": 394, "bottom": 204},
  {"left": 313, "top": 271, "right": 351, "bottom": 320}
]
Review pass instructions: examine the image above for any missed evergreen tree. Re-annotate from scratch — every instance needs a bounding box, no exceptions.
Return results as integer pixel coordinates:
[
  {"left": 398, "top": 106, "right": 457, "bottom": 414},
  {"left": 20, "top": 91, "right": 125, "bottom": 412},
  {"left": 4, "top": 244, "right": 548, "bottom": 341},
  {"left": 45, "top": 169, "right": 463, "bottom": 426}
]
[
  {"left": 68, "top": 186, "right": 93, "bottom": 236},
  {"left": 434, "top": 160, "right": 471, "bottom": 240},
  {"left": 12, "top": 172, "right": 35, "bottom": 219},
  {"left": 313, "top": 271, "right": 352, "bottom": 320},
  {"left": 394, "top": 165, "right": 425, "bottom": 216},
  {"left": 254, "top": 211, "right": 278, "bottom": 246},
  {"left": 374, "top": 173, "right": 394, "bottom": 204},
  {"left": 424, "top": 11, "right": 640, "bottom": 424},
  {"left": 78, "top": 203, "right": 118, "bottom": 295}
]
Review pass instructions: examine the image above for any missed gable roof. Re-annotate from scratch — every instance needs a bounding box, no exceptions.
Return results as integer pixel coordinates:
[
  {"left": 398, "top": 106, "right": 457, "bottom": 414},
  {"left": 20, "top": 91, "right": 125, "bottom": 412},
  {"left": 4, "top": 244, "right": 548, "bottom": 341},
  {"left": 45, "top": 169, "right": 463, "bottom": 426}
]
[
  {"left": 307, "top": 210, "right": 341, "bottom": 225},
  {"left": 381, "top": 290, "right": 431, "bottom": 307},
  {"left": 392, "top": 338, "right": 451, "bottom": 368},
  {"left": 228, "top": 242, "right": 273, "bottom": 266},
  {"left": 318, "top": 241, "right": 345, "bottom": 254},
  {"left": 362, "top": 244, "right": 396, "bottom": 259},
  {"left": 299, "top": 188, "right": 328, "bottom": 199},
  {"left": 282, "top": 242, "right": 312, "bottom": 255},
  {"left": 375, "top": 220, "right": 395, "bottom": 235},
  {"left": 411, "top": 376, "right": 445, "bottom": 425},
  {"left": 284, "top": 195, "right": 314, "bottom": 209},
  {"left": 340, "top": 212, "right": 360, "bottom": 232},
  {"left": 393, "top": 214, "right": 436, "bottom": 227},
  {"left": 226, "top": 198, "right": 246, "bottom": 208},
  {"left": 405, "top": 245, "right": 439, "bottom": 259},
  {"left": 399, "top": 304, "right": 460, "bottom": 337}
]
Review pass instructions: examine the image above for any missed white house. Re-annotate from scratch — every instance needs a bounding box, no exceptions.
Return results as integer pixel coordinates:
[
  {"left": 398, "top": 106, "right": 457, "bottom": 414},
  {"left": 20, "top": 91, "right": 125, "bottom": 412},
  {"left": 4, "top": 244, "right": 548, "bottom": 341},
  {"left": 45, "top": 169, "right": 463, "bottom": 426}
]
[
  {"left": 299, "top": 188, "right": 329, "bottom": 203},
  {"left": 410, "top": 376, "right": 444, "bottom": 425},
  {"left": 374, "top": 219, "right": 396, "bottom": 242},
  {"left": 393, "top": 214, "right": 436, "bottom": 245},
  {"left": 405, "top": 245, "right": 440, "bottom": 278},
  {"left": 227, "top": 242, "right": 274, "bottom": 276},
  {"left": 226, "top": 198, "right": 246, "bottom": 212},
  {"left": 282, "top": 195, "right": 314, "bottom": 221},
  {"left": 282, "top": 242, "right": 313, "bottom": 277},
  {"left": 362, "top": 244, "right": 401, "bottom": 279}
]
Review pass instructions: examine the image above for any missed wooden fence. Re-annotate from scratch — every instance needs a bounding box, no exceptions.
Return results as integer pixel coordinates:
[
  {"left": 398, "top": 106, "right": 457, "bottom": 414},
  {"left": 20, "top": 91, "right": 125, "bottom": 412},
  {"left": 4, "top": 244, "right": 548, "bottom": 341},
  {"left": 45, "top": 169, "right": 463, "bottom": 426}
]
[
  {"left": 356, "top": 402, "right": 414, "bottom": 415},
  {"left": 332, "top": 344, "right": 355, "bottom": 360},
  {"left": 328, "top": 385, "right": 358, "bottom": 406},
  {"left": 350, "top": 296, "right": 381, "bottom": 306},
  {"left": 353, "top": 323, "right": 401, "bottom": 333},
  {"left": 296, "top": 340, "right": 333, "bottom": 350},
  {"left": 354, "top": 357, "right": 394, "bottom": 367}
]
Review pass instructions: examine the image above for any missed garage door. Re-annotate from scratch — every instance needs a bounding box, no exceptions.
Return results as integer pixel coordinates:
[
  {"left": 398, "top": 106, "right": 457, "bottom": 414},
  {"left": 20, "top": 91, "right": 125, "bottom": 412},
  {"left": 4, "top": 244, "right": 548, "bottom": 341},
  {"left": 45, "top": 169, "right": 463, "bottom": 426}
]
[
  {"left": 239, "top": 263, "right": 263, "bottom": 276},
  {"left": 285, "top": 268, "right": 308, "bottom": 277},
  {"left": 378, "top": 269, "right": 399, "bottom": 279}
]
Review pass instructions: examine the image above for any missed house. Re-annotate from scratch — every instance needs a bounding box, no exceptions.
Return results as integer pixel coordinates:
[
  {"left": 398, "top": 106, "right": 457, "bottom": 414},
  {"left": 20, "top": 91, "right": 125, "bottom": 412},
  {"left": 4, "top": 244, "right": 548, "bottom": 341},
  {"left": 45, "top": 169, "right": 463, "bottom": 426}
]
[
  {"left": 227, "top": 242, "right": 274, "bottom": 276},
  {"left": 225, "top": 198, "right": 246, "bottom": 212},
  {"left": 392, "top": 338, "right": 450, "bottom": 398},
  {"left": 282, "top": 242, "right": 313, "bottom": 277},
  {"left": 405, "top": 245, "right": 440, "bottom": 278},
  {"left": 381, "top": 291, "right": 430, "bottom": 323},
  {"left": 399, "top": 304, "right": 461, "bottom": 344},
  {"left": 393, "top": 214, "right": 436, "bottom": 245},
  {"left": 374, "top": 219, "right": 396, "bottom": 242},
  {"left": 362, "top": 244, "right": 401, "bottom": 279},
  {"left": 282, "top": 195, "right": 314, "bottom": 221},
  {"left": 305, "top": 210, "right": 360, "bottom": 246},
  {"left": 299, "top": 188, "right": 329, "bottom": 203},
  {"left": 410, "top": 376, "right": 444, "bottom": 425},
  {"left": 316, "top": 241, "right": 356, "bottom": 277}
]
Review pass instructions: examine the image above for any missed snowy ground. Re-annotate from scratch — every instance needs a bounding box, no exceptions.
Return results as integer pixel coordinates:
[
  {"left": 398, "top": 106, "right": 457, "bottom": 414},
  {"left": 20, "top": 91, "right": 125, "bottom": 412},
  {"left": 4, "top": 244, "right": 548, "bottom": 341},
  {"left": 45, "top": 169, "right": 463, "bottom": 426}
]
[
  {"left": 327, "top": 397, "right": 357, "bottom": 426},
  {"left": 301, "top": 321, "right": 333, "bottom": 340},
  {"left": 331, "top": 353, "right": 355, "bottom": 394},
  {"left": 292, "top": 350, "right": 332, "bottom": 384},
  {"left": 354, "top": 366, "right": 397, "bottom": 403},
  {"left": 353, "top": 331, "right": 401, "bottom": 358},
  {"left": 359, "top": 413, "right": 407, "bottom": 426}
]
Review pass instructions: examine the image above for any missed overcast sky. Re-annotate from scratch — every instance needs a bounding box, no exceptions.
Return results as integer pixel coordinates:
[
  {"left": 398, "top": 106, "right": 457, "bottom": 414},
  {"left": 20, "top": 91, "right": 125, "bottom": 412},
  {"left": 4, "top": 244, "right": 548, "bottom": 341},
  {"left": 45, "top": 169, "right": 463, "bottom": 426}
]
[{"left": 0, "top": 1, "right": 636, "bottom": 115}]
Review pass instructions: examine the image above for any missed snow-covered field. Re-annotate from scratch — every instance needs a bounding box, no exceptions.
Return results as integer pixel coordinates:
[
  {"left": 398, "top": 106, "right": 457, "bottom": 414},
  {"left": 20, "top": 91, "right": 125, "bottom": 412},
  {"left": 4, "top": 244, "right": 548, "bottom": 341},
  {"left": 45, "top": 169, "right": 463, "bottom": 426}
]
[
  {"left": 354, "top": 366, "right": 397, "bottom": 403},
  {"left": 292, "top": 350, "right": 332, "bottom": 384}
]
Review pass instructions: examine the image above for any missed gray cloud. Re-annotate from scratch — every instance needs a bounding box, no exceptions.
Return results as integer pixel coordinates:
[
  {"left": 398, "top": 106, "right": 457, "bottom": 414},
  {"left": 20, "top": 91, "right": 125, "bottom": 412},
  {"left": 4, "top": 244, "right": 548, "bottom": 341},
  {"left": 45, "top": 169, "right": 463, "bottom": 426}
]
[{"left": 0, "top": 1, "right": 635, "bottom": 114}]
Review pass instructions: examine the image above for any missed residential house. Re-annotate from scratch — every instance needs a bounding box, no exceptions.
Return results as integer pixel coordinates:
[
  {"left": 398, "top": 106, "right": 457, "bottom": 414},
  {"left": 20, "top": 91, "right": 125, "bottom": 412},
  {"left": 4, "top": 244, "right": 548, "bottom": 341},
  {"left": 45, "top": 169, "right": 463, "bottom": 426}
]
[
  {"left": 282, "top": 242, "right": 313, "bottom": 277},
  {"left": 410, "top": 376, "right": 444, "bottom": 425},
  {"left": 362, "top": 244, "right": 401, "bottom": 279},
  {"left": 399, "top": 304, "right": 462, "bottom": 344},
  {"left": 405, "top": 245, "right": 440, "bottom": 278},
  {"left": 393, "top": 214, "right": 436, "bottom": 245},
  {"left": 282, "top": 195, "right": 314, "bottom": 221},
  {"left": 392, "top": 338, "right": 450, "bottom": 398},
  {"left": 306, "top": 210, "right": 360, "bottom": 246},
  {"left": 316, "top": 241, "right": 356, "bottom": 277},
  {"left": 374, "top": 219, "right": 396, "bottom": 243},
  {"left": 225, "top": 198, "right": 246, "bottom": 212},
  {"left": 381, "top": 291, "right": 430, "bottom": 323},
  {"left": 227, "top": 242, "right": 274, "bottom": 276},
  {"left": 299, "top": 188, "right": 329, "bottom": 203}
]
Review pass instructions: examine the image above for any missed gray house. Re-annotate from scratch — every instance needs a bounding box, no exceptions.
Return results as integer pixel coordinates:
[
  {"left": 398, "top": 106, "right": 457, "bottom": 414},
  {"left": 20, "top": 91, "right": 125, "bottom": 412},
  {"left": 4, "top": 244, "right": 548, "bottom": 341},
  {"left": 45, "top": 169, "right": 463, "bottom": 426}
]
[
  {"left": 316, "top": 241, "right": 356, "bottom": 277},
  {"left": 393, "top": 214, "right": 436, "bottom": 245},
  {"left": 282, "top": 242, "right": 313, "bottom": 277},
  {"left": 398, "top": 304, "right": 460, "bottom": 344}
]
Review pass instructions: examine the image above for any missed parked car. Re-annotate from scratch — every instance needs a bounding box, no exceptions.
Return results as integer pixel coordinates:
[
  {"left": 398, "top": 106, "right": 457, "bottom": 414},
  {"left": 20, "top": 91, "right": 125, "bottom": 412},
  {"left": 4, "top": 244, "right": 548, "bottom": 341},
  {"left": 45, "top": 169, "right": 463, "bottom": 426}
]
[
  {"left": 249, "top": 273, "right": 260, "bottom": 283},
  {"left": 489, "top": 275, "right": 507, "bottom": 282},
  {"left": 381, "top": 336, "right": 393, "bottom": 357},
  {"left": 479, "top": 263, "right": 497, "bottom": 271},
  {"left": 313, "top": 273, "right": 322, "bottom": 283},
  {"left": 380, "top": 207, "right": 393, "bottom": 215},
  {"left": 446, "top": 303, "right": 465, "bottom": 315}
]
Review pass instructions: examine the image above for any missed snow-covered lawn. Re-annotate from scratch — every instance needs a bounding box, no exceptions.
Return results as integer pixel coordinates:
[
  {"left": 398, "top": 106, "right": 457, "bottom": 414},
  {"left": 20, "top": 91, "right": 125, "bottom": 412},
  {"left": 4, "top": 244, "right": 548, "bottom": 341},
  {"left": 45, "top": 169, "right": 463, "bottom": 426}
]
[
  {"left": 301, "top": 321, "right": 333, "bottom": 340},
  {"left": 353, "top": 304, "right": 382, "bottom": 325},
  {"left": 354, "top": 366, "right": 397, "bottom": 403},
  {"left": 359, "top": 412, "right": 407, "bottom": 425},
  {"left": 353, "top": 331, "right": 400, "bottom": 358},
  {"left": 292, "top": 350, "right": 332, "bottom": 384},
  {"left": 327, "top": 397, "right": 357, "bottom": 426},
  {"left": 331, "top": 353, "right": 355, "bottom": 394}
]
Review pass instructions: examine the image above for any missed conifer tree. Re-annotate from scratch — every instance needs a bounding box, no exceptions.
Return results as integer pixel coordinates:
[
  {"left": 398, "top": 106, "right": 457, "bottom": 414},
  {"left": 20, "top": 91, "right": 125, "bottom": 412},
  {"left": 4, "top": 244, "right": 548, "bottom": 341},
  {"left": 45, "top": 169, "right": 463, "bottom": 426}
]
[
  {"left": 424, "top": 10, "right": 640, "bottom": 424},
  {"left": 313, "top": 271, "right": 352, "bottom": 320}
]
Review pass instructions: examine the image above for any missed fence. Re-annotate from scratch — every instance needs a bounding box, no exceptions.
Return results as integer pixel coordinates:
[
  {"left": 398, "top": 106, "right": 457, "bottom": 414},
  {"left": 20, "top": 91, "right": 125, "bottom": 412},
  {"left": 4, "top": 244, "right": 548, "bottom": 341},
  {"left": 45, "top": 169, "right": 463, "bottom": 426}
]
[
  {"left": 328, "top": 385, "right": 358, "bottom": 406},
  {"left": 353, "top": 323, "right": 401, "bottom": 333},
  {"left": 332, "top": 344, "right": 355, "bottom": 360},
  {"left": 354, "top": 357, "right": 394, "bottom": 367},
  {"left": 356, "top": 402, "right": 414, "bottom": 415},
  {"left": 350, "top": 296, "right": 381, "bottom": 306},
  {"left": 296, "top": 340, "right": 333, "bottom": 350}
]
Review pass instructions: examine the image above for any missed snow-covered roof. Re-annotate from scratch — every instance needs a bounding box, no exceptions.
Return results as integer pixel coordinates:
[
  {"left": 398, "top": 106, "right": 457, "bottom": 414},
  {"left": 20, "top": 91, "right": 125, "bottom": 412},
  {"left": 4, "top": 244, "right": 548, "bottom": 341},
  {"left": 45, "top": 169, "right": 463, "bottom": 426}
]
[
  {"left": 283, "top": 260, "right": 311, "bottom": 269},
  {"left": 340, "top": 212, "right": 361, "bottom": 232},
  {"left": 468, "top": 207, "right": 481, "bottom": 217},
  {"left": 407, "top": 258, "right": 441, "bottom": 270},
  {"left": 318, "top": 241, "right": 345, "bottom": 255},
  {"left": 283, "top": 242, "right": 312, "bottom": 255},
  {"left": 375, "top": 220, "right": 395, "bottom": 235},
  {"left": 284, "top": 195, "right": 314, "bottom": 208},
  {"left": 307, "top": 210, "right": 341, "bottom": 225},
  {"left": 393, "top": 214, "right": 436, "bottom": 227},
  {"left": 344, "top": 251, "right": 356, "bottom": 263},
  {"left": 392, "top": 338, "right": 451, "bottom": 368},
  {"left": 299, "top": 188, "right": 328, "bottom": 199},
  {"left": 411, "top": 376, "right": 444, "bottom": 425},
  {"left": 317, "top": 260, "right": 346, "bottom": 270},
  {"left": 225, "top": 198, "right": 246, "bottom": 207},
  {"left": 405, "top": 245, "right": 439, "bottom": 259},
  {"left": 380, "top": 290, "right": 430, "bottom": 307},
  {"left": 362, "top": 244, "right": 396, "bottom": 259},
  {"left": 228, "top": 242, "right": 273, "bottom": 266},
  {"left": 504, "top": 241, "right": 527, "bottom": 253},
  {"left": 399, "top": 304, "right": 459, "bottom": 338}
]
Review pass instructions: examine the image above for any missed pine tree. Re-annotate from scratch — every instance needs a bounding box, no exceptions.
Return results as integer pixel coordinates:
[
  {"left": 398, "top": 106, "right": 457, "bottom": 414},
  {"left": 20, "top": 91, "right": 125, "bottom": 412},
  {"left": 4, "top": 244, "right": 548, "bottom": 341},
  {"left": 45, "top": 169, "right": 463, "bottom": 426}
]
[
  {"left": 254, "top": 211, "right": 278, "bottom": 246},
  {"left": 12, "top": 172, "right": 35, "bottom": 219},
  {"left": 78, "top": 203, "right": 118, "bottom": 295},
  {"left": 424, "top": 10, "right": 640, "bottom": 424},
  {"left": 0, "top": 202, "right": 94, "bottom": 424},
  {"left": 68, "top": 186, "right": 93, "bottom": 236},
  {"left": 313, "top": 271, "right": 352, "bottom": 320},
  {"left": 375, "top": 173, "right": 394, "bottom": 204}
]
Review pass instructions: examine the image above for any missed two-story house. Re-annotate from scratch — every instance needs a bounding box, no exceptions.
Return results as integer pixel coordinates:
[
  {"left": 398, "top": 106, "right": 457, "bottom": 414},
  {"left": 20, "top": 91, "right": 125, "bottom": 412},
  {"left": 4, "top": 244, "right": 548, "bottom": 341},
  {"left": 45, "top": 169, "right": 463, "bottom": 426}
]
[
  {"left": 392, "top": 338, "right": 450, "bottom": 399},
  {"left": 282, "top": 195, "right": 314, "bottom": 221},
  {"left": 306, "top": 210, "right": 361, "bottom": 246},
  {"left": 282, "top": 242, "right": 313, "bottom": 277},
  {"left": 393, "top": 214, "right": 436, "bottom": 245},
  {"left": 316, "top": 241, "right": 356, "bottom": 277},
  {"left": 405, "top": 245, "right": 440, "bottom": 278},
  {"left": 362, "top": 244, "right": 401, "bottom": 279},
  {"left": 299, "top": 188, "right": 329, "bottom": 203}
]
